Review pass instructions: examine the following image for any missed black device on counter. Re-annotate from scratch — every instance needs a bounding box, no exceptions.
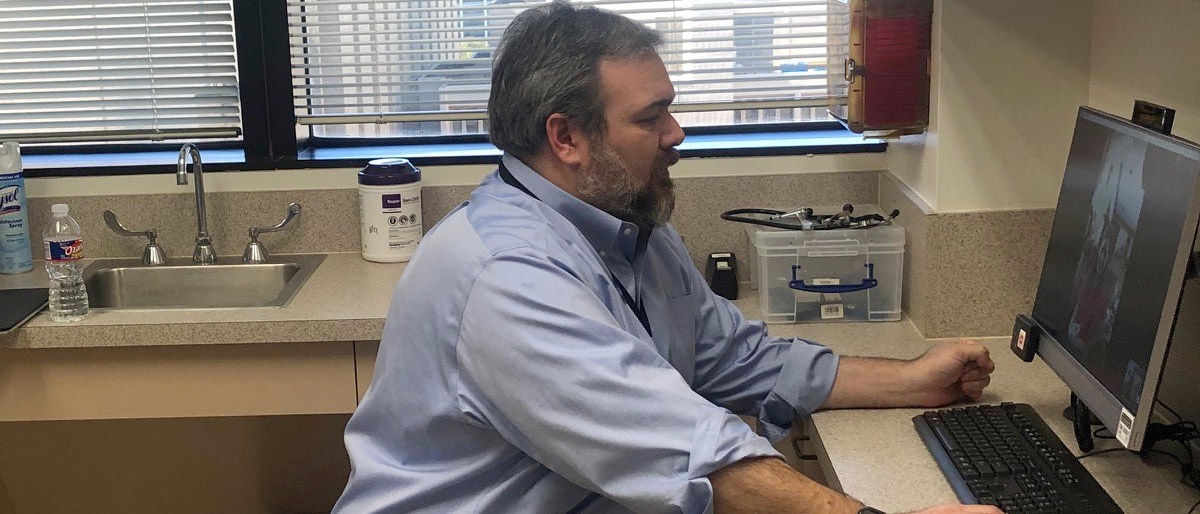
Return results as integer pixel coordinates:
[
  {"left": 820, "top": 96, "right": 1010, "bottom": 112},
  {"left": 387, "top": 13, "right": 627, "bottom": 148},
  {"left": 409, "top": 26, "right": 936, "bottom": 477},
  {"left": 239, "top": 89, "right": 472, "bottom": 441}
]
[
  {"left": 704, "top": 253, "right": 738, "bottom": 300},
  {"left": 0, "top": 288, "right": 49, "bottom": 334},
  {"left": 1010, "top": 314, "right": 1040, "bottom": 362}
]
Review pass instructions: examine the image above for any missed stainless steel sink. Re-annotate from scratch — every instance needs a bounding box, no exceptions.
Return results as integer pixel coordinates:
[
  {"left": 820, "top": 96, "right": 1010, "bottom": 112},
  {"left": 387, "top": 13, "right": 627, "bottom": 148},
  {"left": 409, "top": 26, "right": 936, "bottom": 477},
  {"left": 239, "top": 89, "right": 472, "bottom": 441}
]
[{"left": 82, "top": 254, "right": 326, "bottom": 310}]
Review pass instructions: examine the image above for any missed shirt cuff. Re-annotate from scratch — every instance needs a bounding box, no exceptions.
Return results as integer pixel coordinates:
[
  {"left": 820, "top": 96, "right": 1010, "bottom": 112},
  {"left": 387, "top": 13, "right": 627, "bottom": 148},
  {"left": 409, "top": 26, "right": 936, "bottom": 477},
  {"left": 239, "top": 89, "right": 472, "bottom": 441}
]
[
  {"left": 757, "top": 340, "right": 840, "bottom": 442},
  {"left": 682, "top": 406, "right": 785, "bottom": 513}
]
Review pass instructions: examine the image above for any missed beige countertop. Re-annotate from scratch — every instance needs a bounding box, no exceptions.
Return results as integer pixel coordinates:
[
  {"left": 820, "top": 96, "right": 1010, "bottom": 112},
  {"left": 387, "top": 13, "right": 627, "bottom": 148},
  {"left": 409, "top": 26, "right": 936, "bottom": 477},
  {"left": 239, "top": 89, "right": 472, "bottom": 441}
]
[
  {"left": 730, "top": 295, "right": 1196, "bottom": 513},
  {"left": 0, "top": 253, "right": 408, "bottom": 349}
]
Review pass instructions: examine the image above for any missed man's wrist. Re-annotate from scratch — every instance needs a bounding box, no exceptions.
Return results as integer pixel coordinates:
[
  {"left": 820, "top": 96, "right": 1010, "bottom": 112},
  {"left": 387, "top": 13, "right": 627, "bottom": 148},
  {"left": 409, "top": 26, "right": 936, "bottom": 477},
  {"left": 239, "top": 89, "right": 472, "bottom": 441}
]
[
  {"left": 873, "top": 358, "right": 925, "bottom": 408},
  {"left": 894, "top": 358, "right": 927, "bottom": 405}
]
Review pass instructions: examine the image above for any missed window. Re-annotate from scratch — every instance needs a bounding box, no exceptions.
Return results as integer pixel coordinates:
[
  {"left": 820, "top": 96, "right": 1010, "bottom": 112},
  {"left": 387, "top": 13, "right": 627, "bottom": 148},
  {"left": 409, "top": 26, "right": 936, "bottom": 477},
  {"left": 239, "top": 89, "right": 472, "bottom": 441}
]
[
  {"left": 287, "top": 0, "right": 848, "bottom": 140},
  {"left": 0, "top": 0, "right": 242, "bottom": 146},
  {"left": 14, "top": 0, "right": 876, "bottom": 175}
]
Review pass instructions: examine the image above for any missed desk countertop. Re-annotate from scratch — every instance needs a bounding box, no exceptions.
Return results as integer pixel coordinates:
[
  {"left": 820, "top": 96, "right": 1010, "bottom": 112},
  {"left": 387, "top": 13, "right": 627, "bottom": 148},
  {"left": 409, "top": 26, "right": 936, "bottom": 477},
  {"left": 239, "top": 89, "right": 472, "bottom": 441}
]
[
  {"left": 2, "top": 255, "right": 1196, "bottom": 511},
  {"left": 730, "top": 295, "right": 1197, "bottom": 513}
]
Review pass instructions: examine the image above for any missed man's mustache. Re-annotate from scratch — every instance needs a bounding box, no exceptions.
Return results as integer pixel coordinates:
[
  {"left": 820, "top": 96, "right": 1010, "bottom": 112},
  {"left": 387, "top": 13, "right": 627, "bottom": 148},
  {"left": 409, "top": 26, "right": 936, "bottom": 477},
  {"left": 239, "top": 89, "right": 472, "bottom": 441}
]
[{"left": 661, "top": 148, "right": 680, "bottom": 166}]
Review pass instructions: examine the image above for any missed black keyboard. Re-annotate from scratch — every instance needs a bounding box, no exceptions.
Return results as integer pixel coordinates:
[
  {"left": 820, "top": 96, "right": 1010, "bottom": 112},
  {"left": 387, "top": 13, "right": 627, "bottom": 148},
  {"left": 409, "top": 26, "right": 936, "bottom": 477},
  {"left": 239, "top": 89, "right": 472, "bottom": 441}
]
[{"left": 913, "top": 403, "right": 1122, "bottom": 514}]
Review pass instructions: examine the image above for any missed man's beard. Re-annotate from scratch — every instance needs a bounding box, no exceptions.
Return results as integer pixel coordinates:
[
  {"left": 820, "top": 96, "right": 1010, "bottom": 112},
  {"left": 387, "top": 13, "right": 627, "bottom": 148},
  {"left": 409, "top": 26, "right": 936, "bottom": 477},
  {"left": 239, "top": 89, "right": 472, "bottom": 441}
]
[{"left": 576, "top": 139, "right": 679, "bottom": 228}]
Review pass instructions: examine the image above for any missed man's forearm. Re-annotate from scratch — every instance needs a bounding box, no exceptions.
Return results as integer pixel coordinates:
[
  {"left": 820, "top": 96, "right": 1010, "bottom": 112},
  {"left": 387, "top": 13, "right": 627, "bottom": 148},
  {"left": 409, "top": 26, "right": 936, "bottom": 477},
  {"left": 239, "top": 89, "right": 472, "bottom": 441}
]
[
  {"left": 823, "top": 341, "right": 996, "bottom": 410},
  {"left": 822, "top": 356, "right": 920, "bottom": 409},
  {"left": 710, "top": 457, "right": 864, "bottom": 514}
]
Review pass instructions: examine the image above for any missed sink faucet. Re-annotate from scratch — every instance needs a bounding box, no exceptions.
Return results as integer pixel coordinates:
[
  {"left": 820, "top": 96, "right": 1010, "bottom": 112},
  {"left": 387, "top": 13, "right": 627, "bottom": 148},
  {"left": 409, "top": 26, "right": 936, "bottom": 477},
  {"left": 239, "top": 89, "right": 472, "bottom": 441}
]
[{"left": 177, "top": 144, "right": 216, "bottom": 264}]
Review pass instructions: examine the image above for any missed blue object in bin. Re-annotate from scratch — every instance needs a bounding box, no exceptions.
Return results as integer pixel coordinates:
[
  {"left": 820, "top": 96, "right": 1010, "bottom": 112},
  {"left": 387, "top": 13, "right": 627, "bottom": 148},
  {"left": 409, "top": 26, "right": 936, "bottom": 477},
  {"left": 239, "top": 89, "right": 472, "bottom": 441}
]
[
  {"left": 358, "top": 158, "right": 421, "bottom": 186},
  {"left": 789, "top": 263, "right": 878, "bottom": 293}
]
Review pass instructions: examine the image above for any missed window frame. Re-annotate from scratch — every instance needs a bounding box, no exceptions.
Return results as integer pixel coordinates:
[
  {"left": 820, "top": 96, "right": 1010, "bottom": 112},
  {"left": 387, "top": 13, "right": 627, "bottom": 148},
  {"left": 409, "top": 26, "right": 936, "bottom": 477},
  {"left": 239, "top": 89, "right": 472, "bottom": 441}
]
[{"left": 20, "top": 0, "right": 882, "bottom": 178}]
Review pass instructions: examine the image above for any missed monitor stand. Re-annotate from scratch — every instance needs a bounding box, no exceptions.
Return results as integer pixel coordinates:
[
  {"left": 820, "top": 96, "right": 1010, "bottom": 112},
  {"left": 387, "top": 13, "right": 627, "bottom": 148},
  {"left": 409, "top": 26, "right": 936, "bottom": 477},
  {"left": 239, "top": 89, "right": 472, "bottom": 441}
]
[{"left": 1070, "top": 393, "right": 1096, "bottom": 452}]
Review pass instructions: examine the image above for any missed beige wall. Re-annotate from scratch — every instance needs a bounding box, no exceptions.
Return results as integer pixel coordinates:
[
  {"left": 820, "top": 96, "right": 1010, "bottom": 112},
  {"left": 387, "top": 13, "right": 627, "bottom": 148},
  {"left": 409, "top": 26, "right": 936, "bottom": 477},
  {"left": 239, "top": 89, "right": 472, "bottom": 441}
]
[
  {"left": 935, "top": 0, "right": 1093, "bottom": 212},
  {"left": 888, "top": 0, "right": 1095, "bottom": 213},
  {"left": 1088, "top": 0, "right": 1200, "bottom": 144},
  {"left": 885, "top": 0, "right": 943, "bottom": 207},
  {"left": 891, "top": 0, "right": 1199, "bottom": 214}
]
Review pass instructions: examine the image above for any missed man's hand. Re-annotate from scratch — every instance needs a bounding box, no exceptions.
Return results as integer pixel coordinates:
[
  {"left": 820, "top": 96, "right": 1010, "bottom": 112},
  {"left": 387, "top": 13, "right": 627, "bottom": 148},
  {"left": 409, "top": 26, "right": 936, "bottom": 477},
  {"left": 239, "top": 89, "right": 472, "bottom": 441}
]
[
  {"left": 905, "top": 505, "right": 1004, "bottom": 514},
  {"left": 905, "top": 340, "right": 996, "bottom": 408},
  {"left": 823, "top": 340, "right": 997, "bottom": 410}
]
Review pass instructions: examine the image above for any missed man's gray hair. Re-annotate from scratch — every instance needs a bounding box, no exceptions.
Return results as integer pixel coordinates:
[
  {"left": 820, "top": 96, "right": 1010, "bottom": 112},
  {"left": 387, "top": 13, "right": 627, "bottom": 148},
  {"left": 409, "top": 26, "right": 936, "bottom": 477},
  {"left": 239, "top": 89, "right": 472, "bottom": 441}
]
[{"left": 487, "top": 1, "right": 663, "bottom": 157}]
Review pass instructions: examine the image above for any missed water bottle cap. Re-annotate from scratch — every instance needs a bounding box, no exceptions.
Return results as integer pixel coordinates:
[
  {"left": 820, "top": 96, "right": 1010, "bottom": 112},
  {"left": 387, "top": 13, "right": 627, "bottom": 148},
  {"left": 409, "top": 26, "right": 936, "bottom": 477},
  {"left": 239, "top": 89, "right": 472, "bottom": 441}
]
[{"left": 51, "top": 204, "right": 69, "bottom": 215}]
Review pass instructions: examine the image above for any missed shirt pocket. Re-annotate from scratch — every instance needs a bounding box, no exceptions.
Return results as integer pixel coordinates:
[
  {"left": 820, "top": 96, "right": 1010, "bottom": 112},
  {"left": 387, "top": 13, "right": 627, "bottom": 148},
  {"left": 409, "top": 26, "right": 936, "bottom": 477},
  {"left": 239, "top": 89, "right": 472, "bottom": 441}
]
[{"left": 665, "top": 293, "right": 699, "bottom": 385}]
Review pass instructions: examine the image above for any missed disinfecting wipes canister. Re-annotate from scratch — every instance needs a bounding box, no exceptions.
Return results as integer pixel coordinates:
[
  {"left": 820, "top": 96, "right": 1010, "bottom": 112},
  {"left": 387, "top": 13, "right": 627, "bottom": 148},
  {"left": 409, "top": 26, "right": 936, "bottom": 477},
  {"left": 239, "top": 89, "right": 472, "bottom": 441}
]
[
  {"left": 0, "top": 142, "right": 33, "bottom": 274},
  {"left": 358, "top": 158, "right": 422, "bottom": 263}
]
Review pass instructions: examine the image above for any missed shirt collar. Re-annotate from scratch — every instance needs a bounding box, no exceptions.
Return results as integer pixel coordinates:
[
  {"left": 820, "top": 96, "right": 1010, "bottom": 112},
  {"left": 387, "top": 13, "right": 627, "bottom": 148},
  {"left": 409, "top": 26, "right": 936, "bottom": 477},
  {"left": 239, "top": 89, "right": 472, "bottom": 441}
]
[{"left": 501, "top": 153, "right": 644, "bottom": 262}]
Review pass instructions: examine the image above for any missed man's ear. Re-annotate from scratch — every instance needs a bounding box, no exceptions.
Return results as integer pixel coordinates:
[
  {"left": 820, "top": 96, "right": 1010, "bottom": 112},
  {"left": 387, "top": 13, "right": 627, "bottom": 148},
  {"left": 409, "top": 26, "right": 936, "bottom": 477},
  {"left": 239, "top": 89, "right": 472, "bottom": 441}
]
[{"left": 545, "top": 113, "right": 587, "bottom": 168}]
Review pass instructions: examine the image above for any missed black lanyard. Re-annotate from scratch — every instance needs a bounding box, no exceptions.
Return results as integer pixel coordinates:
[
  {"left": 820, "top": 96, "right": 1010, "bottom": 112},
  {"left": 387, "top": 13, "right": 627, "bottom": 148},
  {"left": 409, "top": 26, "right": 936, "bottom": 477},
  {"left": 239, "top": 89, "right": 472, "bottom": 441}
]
[{"left": 498, "top": 163, "right": 653, "bottom": 337}]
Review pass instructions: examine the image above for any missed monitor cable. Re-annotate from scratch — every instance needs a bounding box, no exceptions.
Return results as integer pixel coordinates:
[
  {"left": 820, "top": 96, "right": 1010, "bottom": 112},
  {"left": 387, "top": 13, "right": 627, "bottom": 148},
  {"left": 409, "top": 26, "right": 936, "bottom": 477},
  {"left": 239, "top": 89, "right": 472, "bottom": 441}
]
[{"left": 1075, "top": 400, "right": 1200, "bottom": 512}]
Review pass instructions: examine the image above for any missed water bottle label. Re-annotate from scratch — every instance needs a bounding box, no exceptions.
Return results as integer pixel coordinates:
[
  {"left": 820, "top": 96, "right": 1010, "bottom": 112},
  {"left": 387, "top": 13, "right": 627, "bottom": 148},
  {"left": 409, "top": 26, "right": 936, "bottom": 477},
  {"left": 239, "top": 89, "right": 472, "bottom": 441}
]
[{"left": 45, "top": 239, "right": 83, "bottom": 261}]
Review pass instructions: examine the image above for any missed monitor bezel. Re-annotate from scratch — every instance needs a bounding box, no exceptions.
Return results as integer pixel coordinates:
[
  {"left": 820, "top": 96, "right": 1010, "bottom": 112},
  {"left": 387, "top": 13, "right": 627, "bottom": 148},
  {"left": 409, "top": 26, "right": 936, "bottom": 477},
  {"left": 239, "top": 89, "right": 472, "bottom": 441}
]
[{"left": 1032, "top": 106, "right": 1200, "bottom": 451}]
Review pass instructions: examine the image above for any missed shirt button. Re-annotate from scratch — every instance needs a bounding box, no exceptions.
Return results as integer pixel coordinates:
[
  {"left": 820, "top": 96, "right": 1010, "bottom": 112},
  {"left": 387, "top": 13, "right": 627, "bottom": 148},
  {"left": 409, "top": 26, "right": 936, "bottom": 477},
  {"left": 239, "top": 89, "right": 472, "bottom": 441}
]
[
  {"left": 623, "top": 228, "right": 632, "bottom": 236},
  {"left": 599, "top": 251, "right": 607, "bottom": 257}
]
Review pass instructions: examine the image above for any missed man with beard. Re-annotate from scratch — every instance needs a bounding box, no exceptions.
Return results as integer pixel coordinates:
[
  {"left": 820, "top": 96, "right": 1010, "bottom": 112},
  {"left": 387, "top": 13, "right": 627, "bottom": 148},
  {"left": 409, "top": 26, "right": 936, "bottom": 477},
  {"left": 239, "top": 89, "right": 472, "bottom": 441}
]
[{"left": 333, "top": 2, "right": 999, "bottom": 514}]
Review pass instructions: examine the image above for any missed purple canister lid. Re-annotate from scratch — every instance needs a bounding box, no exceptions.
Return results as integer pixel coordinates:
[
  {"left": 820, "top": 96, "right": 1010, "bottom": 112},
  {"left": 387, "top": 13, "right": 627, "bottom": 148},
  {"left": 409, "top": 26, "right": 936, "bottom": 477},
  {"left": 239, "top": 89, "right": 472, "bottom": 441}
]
[{"left": 358, "top": 158, "right": 421, "bottom": 186}]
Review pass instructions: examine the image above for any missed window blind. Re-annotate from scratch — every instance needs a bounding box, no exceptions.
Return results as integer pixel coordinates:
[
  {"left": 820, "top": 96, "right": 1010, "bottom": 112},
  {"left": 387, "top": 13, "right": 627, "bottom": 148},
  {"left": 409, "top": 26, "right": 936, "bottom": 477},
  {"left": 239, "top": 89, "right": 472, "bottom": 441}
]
[
  {"left": 288, "top": 0, "right": 848, "bottom": 136},
  {"left": 0, "top": 0, "right": 242, "bottom": 145}
]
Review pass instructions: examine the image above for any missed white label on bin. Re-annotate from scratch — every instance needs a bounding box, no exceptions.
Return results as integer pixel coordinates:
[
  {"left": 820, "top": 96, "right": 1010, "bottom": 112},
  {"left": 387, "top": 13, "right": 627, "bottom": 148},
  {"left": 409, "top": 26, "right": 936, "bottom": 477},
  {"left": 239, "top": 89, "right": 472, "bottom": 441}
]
[
  {"left": 813, "top": 278, "right": 840, "bottom": 286},
  {"left": 821, "top": 304, "right": 844, "bottom": 319},
  {"left": 1115, "top": 408, "right": 1134, "bottom": 446}
]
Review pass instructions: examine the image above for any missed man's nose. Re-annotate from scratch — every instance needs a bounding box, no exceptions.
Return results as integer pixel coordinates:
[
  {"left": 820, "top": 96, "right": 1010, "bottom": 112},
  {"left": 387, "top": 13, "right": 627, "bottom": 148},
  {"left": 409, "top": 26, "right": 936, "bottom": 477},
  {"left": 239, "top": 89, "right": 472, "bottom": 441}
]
[{"left": 662, "top": 112, "right": 685, "bottom": 148}]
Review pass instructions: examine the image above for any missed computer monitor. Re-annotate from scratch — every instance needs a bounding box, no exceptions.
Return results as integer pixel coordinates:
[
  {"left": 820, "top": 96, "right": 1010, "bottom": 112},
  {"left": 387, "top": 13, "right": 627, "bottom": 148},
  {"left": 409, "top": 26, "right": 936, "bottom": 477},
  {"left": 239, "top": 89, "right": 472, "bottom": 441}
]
[{"left": 1031, "top": 106, "right": 1200, "bottom": 451}]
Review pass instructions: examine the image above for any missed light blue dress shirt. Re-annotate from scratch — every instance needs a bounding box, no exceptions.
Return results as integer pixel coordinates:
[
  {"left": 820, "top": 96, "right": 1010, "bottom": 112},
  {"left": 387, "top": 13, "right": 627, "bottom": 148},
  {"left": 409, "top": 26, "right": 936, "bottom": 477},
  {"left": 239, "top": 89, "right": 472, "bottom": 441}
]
[{"left": 333, "top": 154, "right": 840, "bottom": 514}]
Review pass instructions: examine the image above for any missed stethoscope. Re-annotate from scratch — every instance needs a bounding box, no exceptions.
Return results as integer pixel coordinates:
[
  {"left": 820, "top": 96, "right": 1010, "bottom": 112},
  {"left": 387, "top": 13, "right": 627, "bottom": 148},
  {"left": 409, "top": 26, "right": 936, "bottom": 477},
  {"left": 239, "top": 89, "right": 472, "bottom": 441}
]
[{"left": 720, "top": 203, "right": 900, "bottom": 231}]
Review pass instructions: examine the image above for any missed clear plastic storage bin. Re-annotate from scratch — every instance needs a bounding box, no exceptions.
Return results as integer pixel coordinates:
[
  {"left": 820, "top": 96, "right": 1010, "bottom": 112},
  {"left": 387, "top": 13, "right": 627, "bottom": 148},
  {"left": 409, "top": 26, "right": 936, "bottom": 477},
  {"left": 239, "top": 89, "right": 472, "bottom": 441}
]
[{"left": 746, "top": 223, "right": 904, "bottom": 323}]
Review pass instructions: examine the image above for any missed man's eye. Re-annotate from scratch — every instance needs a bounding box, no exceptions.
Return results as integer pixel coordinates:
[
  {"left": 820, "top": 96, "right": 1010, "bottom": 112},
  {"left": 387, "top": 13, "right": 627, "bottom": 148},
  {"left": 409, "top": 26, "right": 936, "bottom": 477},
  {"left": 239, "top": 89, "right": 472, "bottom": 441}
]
[{"left": 639, "top": 116, "right": 658, "bottom": 124}]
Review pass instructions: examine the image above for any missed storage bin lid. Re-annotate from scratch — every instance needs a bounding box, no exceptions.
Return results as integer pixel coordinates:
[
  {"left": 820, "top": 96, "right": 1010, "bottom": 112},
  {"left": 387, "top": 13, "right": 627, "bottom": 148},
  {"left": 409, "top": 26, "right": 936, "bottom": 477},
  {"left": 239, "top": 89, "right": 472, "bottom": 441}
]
[
  {"left": 745, "top": 218, "right": 904, "bottom": 249},
  {"left": 359, "top": 158, "right": 421, "bottom": 186}
]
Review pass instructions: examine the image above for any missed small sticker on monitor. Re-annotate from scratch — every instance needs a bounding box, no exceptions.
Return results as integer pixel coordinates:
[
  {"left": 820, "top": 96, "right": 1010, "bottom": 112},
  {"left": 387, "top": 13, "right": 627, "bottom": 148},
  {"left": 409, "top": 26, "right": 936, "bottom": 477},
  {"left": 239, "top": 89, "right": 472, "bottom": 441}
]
[{"left": 1115, "top": 408, "right": 1134, "bottom": 446}]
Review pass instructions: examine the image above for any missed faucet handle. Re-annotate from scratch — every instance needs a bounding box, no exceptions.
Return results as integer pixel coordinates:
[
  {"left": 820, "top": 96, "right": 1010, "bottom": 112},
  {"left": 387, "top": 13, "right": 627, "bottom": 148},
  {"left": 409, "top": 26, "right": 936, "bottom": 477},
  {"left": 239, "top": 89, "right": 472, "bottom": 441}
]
[
  {"left": 103, "top": 210, "right": 167, "bottom": 266},
  {"left": 243, "top": 203, "right": 302, "bottom": 264}
]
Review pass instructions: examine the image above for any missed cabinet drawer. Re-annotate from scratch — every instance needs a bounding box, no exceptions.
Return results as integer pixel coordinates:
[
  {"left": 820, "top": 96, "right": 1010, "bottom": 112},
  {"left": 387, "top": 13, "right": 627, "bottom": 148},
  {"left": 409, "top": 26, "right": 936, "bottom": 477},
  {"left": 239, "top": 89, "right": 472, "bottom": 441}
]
[{"left": 0, "top": 342, "right": 357, "bottom": 421}]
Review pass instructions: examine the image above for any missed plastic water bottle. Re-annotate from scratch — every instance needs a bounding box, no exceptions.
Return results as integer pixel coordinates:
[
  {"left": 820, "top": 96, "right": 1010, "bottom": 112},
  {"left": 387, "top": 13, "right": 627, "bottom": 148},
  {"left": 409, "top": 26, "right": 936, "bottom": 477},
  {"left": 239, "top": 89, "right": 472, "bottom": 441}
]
[{"left": 43, "top": 204, "right": 88, "bottom": 322}]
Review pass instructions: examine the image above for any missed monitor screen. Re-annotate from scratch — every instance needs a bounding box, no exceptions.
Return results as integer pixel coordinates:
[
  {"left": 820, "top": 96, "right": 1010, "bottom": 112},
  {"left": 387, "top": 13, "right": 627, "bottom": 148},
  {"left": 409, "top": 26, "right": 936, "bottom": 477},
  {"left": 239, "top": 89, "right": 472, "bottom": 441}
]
[{"left": 1033, "top": 108, "right": 1200, "bottom": 414}]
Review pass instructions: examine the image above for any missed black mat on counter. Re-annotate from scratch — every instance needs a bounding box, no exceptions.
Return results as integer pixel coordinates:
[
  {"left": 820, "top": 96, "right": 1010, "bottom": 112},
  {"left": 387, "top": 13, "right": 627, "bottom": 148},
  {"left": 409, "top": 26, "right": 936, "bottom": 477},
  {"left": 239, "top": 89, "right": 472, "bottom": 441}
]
[{"left": 1, "top": 288, "right": 49, "bottom": 333}]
